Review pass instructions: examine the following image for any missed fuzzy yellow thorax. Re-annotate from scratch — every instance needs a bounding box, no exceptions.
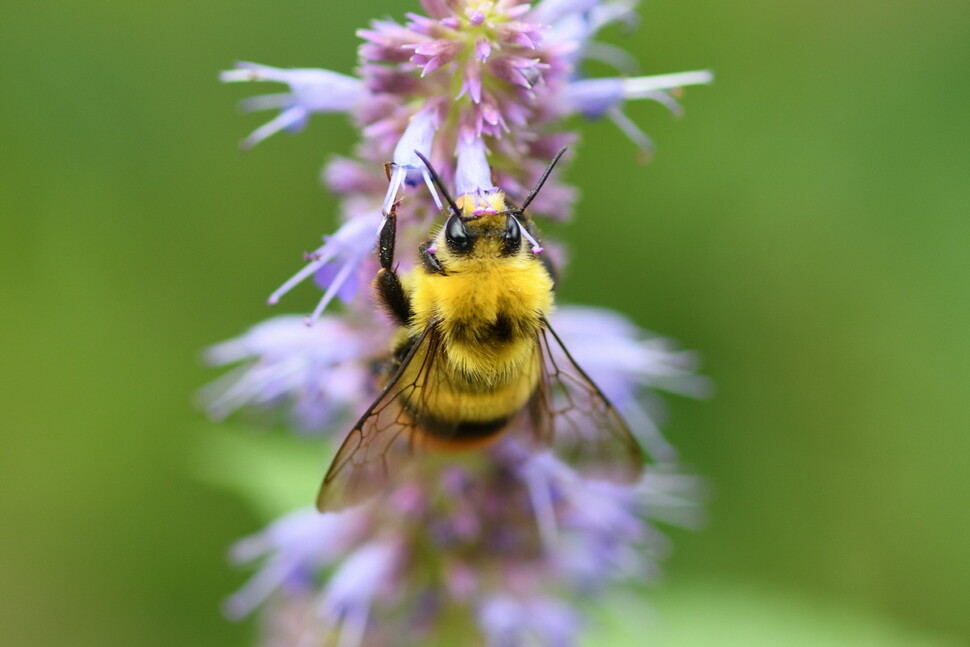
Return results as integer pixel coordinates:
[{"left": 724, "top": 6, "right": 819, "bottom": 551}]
[{"left": 404, "top": 198, "right": 554, "bottom": 391}]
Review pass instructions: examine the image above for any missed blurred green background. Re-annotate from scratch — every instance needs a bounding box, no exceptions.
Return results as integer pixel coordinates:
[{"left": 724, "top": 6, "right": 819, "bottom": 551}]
[{"left": 2, "top": 0, "right": 968, "bottom": 645}]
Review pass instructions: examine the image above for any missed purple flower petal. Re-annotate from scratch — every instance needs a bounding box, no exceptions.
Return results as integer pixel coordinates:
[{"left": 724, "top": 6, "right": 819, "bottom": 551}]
[
  {"left": 322, "top": 157, "right": 385, "bottom": 196},
  {"left": 498, "top": 22, "right": 544, "bottom": 49},
  {"left": 220, "top": 63, "right": 364, "bottom": 148},
  {"left": 560, "top": 77, "right": 625, "bottom": 117},
  {"left": 528, "top": 0, "right": 599, "bottom": 25},
  {"left": 224, "top": 507, "right": 369, "bottom": 618},
  {"left": 202, "top": 311, "right": 386, "bottom": 431},
  {"left": 458, "top": 59, "right": 484, "bottom": 103},
  {"left": 454, "top": 137, "right": 496, "bottom": 196},
  {"left": 475, "top": 37, "right": 492, "bottom": 62}
]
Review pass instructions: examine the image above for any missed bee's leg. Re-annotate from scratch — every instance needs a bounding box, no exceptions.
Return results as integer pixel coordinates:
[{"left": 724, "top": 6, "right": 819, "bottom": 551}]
[
  {"left": 375, "top": 205, "right": 413, "bottom": 327},
  {"left": 419, "top": 240, "right": 446, "bottom": 275}
]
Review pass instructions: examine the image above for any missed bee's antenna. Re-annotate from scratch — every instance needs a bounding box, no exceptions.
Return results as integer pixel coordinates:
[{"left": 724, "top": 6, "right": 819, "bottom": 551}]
[
  {"left": 520, "top": 147, "right": 568, "bottom": 213},
  {"left": 414, "top": 150, "right": 462, "bottom": 216}
]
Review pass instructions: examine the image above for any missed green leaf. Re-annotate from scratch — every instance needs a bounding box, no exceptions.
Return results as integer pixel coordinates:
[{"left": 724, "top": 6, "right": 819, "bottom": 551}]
[
  {"left": 588, "top": 579, "right": 962, "bottom": 647},
  {"left": 192, "top": 425, "right": 331, "bottom": 521}
]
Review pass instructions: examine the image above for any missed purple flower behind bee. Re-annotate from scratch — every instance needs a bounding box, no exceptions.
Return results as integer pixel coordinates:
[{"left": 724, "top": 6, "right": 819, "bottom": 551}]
[
  {"left": 210, "top": 0, "right": 710, "bottom": 645},
  {"left": 203, "top": 313, "right": 388, "bottom": 431},
  {"left": 479, "top": 595, "right": 581, "bottom": 647},
  {"left": 552, "top": 306, "right": 714, "bottom": 462}
]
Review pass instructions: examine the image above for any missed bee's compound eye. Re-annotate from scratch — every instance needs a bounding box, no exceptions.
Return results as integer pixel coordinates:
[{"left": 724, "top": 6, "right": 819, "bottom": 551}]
[
  {"left": 445, "top": 214, "right": 472, "bottom": 253},
  {"left": 501, "top": 215, "right": 522, "bottom": 255}
]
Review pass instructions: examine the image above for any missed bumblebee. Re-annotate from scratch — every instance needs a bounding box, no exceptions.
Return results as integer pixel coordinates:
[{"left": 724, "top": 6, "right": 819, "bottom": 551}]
[{"left": 317, "top": 149, "right": 644, "bottom": 511}]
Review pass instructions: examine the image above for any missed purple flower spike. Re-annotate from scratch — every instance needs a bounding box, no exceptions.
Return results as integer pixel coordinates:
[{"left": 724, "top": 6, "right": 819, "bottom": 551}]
[{"left": 214, "top": 1, "right": 710, "bottom": 645}]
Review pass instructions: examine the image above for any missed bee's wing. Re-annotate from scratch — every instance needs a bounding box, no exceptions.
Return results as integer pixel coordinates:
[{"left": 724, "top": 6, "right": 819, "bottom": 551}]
[
  {"left": 316, "top": 320, "right": 445, "bottom": 512},
  {"left": 526, "top": 318, "right": 645, "bottom": 482}
]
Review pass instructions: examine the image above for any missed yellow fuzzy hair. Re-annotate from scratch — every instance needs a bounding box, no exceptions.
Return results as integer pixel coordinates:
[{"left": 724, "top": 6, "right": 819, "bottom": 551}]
[{"left": 399, "top": 194, "right": 554, "bottom": 425}]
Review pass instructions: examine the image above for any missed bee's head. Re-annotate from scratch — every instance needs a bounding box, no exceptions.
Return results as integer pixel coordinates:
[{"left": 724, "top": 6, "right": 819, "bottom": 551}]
[
  {"left": 434, "top": 194, "right": 528, "bottom": 263},
  {"left": 413, "top": 147, "right": 566, "bottom": 268}
]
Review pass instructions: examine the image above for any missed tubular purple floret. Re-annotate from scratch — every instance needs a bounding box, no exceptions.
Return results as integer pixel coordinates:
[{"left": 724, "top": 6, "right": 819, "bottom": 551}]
[
  {"left": 303, "top": 249, "right": 363, "bottom": 327},
  {"left": 383, "top": 108, "right": 441, "bottom": 216},
  {"left": 201, "top": 314, "right": 384, "bottom": 431},
  {"left": 455, "top": 137, "right": 496, "bottom": 196},
  {"left": 478, "top": 595, "right": 582, "bottom": 647},
  {"left": 528, "top": 0, "right": 600, "bottom": 25},
  {"left": 266, "top": 212, "right": 379, "bottom": 322},
  {"left": 522, "top": 453, "right": 561, "bottom": 552},
  {"left": 609, "top": 106, "right": 654, "bottom": 155},
  {"left": 220, "top": 62, "right": 365, "bottom": 149},
  {"left": 281, "top": 539, "right": 402, "bottom": 647},
  {"left": 321, "top": 540, "right": 401, "bottom": 617},
  {"left": 475, "top": 37, "right": 492, "bottom": 62},
  {"left": 561, "top": 70, "right": 713, "bottom": 135},
  {"left": 223, "top": 507, "right": 370, "bottom": 619}
]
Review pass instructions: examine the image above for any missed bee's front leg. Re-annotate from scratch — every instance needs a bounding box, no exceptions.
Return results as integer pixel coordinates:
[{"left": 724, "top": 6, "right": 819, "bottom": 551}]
[
  {"left": 374, "top": 203, "right": 413, "bottom": 327},
  {"left": 418, "top": 240, "right": 445, "bottom": 275}
]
